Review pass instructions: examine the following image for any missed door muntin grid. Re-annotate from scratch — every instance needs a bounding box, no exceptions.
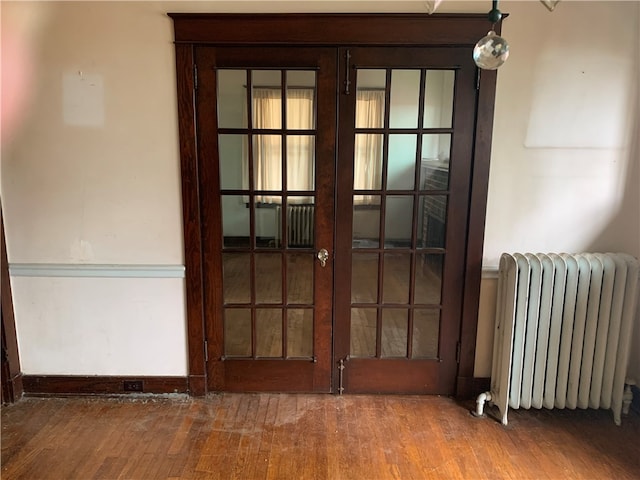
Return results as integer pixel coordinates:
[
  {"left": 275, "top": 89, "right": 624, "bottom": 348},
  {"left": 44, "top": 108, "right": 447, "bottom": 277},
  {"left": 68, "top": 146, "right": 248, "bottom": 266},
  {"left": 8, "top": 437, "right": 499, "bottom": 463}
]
[
  {"left": 350, "top": 68, "right": 455, "bottom": 360},
  {"left": 218, "top": 69, "right": 318, "bottom": 359}
]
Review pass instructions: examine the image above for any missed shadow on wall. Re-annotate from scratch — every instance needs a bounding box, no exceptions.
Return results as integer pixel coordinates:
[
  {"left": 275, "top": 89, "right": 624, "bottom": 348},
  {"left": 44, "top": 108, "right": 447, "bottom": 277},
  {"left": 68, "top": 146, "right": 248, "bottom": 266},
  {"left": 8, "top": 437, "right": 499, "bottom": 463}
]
[
  {"left": 588, "top": 94, "right": 640, "bottom": 386},
  {"left": 482, "top": 1, "right": 639, "bottom": 265},
  {"left": 587, "top": 99, "right": 640, "bottom": 258}
]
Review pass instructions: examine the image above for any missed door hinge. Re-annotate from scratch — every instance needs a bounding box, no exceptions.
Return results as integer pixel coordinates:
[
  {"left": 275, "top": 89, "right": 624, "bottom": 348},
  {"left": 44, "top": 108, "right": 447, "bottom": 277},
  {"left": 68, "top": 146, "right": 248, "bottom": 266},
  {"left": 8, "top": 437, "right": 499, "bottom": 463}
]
[
  {"left": 456, "top": 341, "right": 462, "bottom": 364},
  {"left": 338, "top": 356, "right": 349, "bottom": 394},
  {"left": 204, "top": 340, "right": 208, "bottom": 362},
  {"left": 193, "top": 64, "right": 198, "bottom": 90},
  {"left": 344, "top": 49, "right": 352, "bottom": 95},
  {"left": 475, "top": 68, "right": 480, "bottom": 91}
]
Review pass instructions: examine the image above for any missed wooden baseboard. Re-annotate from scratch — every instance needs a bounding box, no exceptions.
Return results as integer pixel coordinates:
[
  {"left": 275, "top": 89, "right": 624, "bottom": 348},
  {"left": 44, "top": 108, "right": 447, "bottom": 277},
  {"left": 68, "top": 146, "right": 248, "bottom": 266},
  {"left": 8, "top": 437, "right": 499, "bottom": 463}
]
[
  {"left": 22, "top": 375, "right": 188, "bottom": 396},
  {"left": 456, "top": 376, "right": 490, "bottom": 399}
]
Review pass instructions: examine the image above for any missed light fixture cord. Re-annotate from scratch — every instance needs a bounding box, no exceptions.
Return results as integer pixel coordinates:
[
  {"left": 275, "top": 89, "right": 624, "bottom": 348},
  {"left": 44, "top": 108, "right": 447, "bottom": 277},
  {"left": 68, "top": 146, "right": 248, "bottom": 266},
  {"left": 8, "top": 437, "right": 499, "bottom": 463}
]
[{"left": 488, "top": 0, "right": 502, "bottom": 29}]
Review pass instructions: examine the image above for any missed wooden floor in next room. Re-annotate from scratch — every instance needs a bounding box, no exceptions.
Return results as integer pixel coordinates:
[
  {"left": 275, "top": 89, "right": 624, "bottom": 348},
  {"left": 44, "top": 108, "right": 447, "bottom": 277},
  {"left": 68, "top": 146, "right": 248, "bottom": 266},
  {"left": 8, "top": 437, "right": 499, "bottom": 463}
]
[{"left": 2, "top": 393, "right": 640, "bottom": 479}]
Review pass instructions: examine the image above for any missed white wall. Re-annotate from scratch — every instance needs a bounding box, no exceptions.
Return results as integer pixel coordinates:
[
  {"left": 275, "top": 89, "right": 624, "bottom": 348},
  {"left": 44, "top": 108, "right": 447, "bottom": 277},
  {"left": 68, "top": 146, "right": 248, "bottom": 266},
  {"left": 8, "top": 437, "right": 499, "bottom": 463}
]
[
  {"left": 11, "top": 276, "right": 187, "bottom": 375},
  {"left": 2, "top": 1, "right": 638, "bottom": 379},
  {"left": 484, "top": 0, "right": 639, "bottom": 266},
  {"left": 2, "top": 1, "right": 189, "bottom": 375},
  {"left": 475, "top": 0, "right": 640, "bottom": 377}
]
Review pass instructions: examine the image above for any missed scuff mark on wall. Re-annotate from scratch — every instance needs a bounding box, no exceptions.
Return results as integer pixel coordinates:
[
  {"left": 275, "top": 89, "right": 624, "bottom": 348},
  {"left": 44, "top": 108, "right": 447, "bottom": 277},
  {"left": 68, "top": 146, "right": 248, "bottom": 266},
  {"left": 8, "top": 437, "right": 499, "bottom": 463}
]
[
  {"left": 63, "top": 71, "right": 104, "bottom": 127},
  {"left": 70, "top": 239, "right": 94, "bottom": 262}
]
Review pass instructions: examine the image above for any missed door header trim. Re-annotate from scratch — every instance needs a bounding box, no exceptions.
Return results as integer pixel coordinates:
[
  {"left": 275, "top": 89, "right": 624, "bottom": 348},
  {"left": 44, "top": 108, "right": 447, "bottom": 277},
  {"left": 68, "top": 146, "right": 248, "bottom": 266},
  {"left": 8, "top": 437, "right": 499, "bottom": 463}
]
[{"left": 168, "top": 13, "right": 504, "bottom": 46}]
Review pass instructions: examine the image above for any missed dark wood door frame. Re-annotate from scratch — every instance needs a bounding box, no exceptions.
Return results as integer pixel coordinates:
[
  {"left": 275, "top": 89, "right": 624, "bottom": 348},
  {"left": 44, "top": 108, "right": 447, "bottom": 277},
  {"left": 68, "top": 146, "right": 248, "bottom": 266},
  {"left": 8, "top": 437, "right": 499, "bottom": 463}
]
[
  {"left": 170, "top": 13, "right": 500, "bottom": 397},
  {"left": 1, "top": 203, "right": 23, "bottom": 404}
]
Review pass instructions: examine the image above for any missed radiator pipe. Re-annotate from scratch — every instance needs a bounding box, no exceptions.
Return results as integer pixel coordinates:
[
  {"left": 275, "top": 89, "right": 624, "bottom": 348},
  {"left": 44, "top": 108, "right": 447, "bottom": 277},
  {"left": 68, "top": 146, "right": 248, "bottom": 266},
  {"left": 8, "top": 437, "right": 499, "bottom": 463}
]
[{"left": 472, "top": 391, "right": 492, "bottom": 418}]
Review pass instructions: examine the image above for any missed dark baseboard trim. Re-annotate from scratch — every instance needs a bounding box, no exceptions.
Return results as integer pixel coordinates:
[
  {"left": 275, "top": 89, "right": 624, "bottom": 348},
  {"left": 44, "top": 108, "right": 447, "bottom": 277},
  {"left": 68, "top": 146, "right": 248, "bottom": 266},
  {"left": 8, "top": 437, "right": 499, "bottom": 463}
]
[
  {"left": 456, "top": 376, "right": 490, "bottom": 400},
  {"left": 20, "top": 374, "right": 493, "bottom": 398},
  {"left": 22, "top": 375, "right": 189, "bottom": 396}
]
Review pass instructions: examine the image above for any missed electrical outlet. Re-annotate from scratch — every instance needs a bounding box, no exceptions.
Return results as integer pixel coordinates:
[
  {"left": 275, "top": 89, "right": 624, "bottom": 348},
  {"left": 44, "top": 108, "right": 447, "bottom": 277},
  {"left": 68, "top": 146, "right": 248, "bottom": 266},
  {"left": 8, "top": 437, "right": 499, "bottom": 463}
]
[{"left": 123, "top": 380, "right": 143, "bottom": 392}]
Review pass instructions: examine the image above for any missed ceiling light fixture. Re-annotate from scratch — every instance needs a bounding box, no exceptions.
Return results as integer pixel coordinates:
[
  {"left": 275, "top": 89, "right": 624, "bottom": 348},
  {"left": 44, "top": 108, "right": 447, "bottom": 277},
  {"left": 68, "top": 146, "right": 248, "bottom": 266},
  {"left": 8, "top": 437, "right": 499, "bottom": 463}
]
[
  {"left": 425, "top": 0, "right": 560, "bottom": 70},
  {"left": 473, "top": 0, "right": 509, "bottom": 70}
]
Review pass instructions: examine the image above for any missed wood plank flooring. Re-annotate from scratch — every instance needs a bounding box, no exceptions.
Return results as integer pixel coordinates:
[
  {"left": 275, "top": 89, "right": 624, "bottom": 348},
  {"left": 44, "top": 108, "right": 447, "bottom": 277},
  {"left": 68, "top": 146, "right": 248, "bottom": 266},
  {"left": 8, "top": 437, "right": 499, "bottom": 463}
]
[{"left": 2, "top": 394, "right": 639, "bottom": 479}]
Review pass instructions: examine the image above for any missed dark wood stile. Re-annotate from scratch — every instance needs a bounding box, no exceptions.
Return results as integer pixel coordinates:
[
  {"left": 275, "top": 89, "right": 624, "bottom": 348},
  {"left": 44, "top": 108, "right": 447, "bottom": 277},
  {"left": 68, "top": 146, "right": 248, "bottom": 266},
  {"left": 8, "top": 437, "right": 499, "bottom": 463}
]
[
  {"left": 1, "top": 207, "right": 23, "bottom": 404},
  {"left": 175, "top": 44, "right": 207, "bottom": 396},
  {"left": 457, "top": 68, "right": 498, "bottom": 398}
]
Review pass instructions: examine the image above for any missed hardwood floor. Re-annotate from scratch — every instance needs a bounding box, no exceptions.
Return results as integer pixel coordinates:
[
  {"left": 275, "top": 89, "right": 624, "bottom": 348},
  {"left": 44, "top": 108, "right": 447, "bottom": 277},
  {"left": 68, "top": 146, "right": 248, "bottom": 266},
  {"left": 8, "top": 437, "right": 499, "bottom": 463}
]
[{"left": 2, "top": 394, "right": 639, "bottom": 479}]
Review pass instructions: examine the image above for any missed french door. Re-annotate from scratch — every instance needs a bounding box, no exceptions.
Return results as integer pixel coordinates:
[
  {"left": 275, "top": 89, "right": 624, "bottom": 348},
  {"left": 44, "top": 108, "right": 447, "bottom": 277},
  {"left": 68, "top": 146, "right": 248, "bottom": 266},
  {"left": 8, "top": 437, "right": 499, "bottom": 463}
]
[
  {"left": 194, "top": 44, "right": 477, "bottom": 394},
  {"left": 195, "top": 47, "right": 337, "bottom": 392},
  {"left": 173, "top": 13, "right": 499, "bottom": 396},
  {"left": 334, "top": 48, "right": 477, "bottom": 394}
]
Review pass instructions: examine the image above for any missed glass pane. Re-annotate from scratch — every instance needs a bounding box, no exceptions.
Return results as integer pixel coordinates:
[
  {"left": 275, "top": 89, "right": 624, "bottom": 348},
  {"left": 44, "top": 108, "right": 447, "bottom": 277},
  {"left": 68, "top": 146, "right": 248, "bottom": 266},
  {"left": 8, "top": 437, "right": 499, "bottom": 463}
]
[
  {"left": 384, "top": 196, "right": 413, "bottom": 248},
  {"left": 222, "top": 253, "right": 251, "bottom": 304},
  {"left": 252, "top": 70, "right": 282, "bottom": 129},
  {"left": 287, "top": 71, "right": 316, "bottom": 130},
  {"left": 222, "top": 195, "right": 249, "bottom": 248},
  {"left": 381, "top": 309, "right": 408, "bottom": 358},
  {"left": 420, "top": 134, "right": 451, "bottom": 189},
  {"left": 217, "top": 70, "right": 247, "bottom": 129},
  {"left": 383, "top": 253, "right": 411, "bottom": 304},
  {"left": 287, "top": 136, "right": 315, "bottom": 191},
  {"left": 287, "top": 309, "right": 313, "bottom": 358},
  {"left": 355, "top": 69, "right": 386, "bottom": 129},
  {"left": 351, "top": 253, "right": 379, "bottom": 303},
  {"left": 219, "top": 134, "right": 248, "bottom": 190},
  {"left": 287, "top": 254, "right": 313, "bottom": 304},
  {"left": 354, "top": 134, "right": 383, "bottom": 190},
  {"left": 353, "top": 195, "right": 380, "bottom": 248},
  {"left": 387, "top": 134, "right": 417, "bottom": 191},
  {"left": 350, "top": 308, "right": 377, "bottom": 357},
  {"left": 286, "top": 198, "right": 314, "bottom": 248},
  {"left": 255, "top": 253, "right": 282, "bottom": 304},
  {"left": 389, "top": 70, "right": 421, "bottom": 129},
  {"left": 413, "top": 309, "right": 440, "bottom": 358},
  {"left": 256, "top": 308, "right": 282, "bottom": 357},
  {"left": 418, "top": 195, "right": 447, "bottom": 248},
  {"left": 415, "top": 254, "right": 443, "bottom": 304},
  {"left": 255, "top": 199, "right": 281, "bottom": 248},
  {"left": 224, "top": 308, "right": 251, "bottom": 357},
  {"left": 253, "top": 135, "right": 282, "bottom": 191},
  {"left": 423, "top": 70, "right": 455, "bottom": 129}
]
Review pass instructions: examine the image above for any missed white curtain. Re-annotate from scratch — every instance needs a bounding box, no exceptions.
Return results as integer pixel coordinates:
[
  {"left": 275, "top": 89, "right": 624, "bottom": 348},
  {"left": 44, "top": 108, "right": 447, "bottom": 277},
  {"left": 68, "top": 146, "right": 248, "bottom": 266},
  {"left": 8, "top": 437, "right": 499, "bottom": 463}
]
[
  {"left": 250, "top": 88, "right": 315, "bottom": 204},
  {"left": 354, "top": 90, "right": 384, "bottom": 205},
  {"left": 247, "top": 87, "right": 382, "bottom": 205},
  {"left": 286, "top": 89, "right": 315, "bottom": 200}
]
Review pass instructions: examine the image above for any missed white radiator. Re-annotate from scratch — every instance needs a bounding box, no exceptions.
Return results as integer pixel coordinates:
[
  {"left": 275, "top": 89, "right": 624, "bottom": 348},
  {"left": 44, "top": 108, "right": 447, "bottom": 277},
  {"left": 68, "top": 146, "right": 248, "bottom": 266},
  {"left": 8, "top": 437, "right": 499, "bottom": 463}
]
[
  {"left": 476, "top": 253, "right": 640, "bottom": 425},
  {"left": 287, "top": 204, "right": 314, "bottom": 248}
]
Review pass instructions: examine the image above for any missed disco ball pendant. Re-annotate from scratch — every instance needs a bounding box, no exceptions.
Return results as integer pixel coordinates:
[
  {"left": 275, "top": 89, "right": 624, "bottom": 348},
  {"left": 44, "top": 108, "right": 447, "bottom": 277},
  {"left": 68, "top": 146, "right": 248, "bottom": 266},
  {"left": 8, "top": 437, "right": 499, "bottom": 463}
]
[{"left": 473, "top": 30, "right": 510, "bottom": 70}]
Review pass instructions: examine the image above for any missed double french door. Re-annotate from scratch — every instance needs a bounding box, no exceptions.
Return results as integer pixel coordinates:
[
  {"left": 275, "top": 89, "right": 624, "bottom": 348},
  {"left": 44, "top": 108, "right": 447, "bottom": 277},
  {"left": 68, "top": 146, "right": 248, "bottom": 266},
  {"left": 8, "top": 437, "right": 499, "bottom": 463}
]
[{"left": 193, "top": 44, "right": 478, "bottom": 394}]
